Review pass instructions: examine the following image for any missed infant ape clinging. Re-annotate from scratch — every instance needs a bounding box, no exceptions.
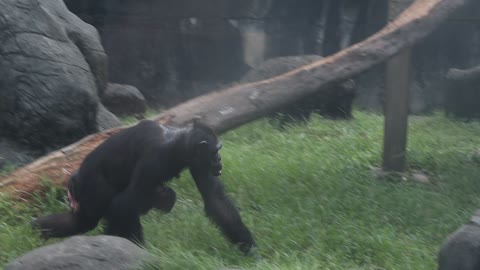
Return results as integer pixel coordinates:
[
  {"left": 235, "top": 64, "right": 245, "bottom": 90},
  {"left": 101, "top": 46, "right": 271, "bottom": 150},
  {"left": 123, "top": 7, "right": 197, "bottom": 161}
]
[{"left": 32, "top": 120, "right": 256, "bottom": 254}]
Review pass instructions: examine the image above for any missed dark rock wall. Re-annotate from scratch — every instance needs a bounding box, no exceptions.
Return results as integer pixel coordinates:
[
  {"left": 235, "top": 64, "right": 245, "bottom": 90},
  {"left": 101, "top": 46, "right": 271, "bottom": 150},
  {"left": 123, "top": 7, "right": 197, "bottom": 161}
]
[
  {"left": 409, "top": 2, "right": 480, "bottom": 113},
  {"left": 65, "top": 0, "right": 480, "bottom": 112},
  {"left": 0, "top": 0, "right": 121, "bottom": 168},
  {"left": 0, "top": 0, "right": 103, "bottom": 154}
]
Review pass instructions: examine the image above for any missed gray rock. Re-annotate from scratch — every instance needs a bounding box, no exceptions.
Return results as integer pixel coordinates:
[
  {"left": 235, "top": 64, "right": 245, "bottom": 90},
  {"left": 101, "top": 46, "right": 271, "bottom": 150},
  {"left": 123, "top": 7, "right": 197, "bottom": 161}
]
[
  {"left": 412, "top": 171, "right": 430, "bottom": 184},
  {"left": 438, "top": 210, "right": 480, "bottom": 270},
  {"left": 0, "top": 0, "right": 107, "bottom": 155},
  {"left": 371, "top": 167, "right": 388, "bottom": 179},
  {"left": 102, "top": 83, "right": 147, "bottom": 116},
  {"left": 97, "top": 104, "right": 122, "bottom": 131},
  {"left": 5, "top": 235, "right": 154, "bottom": 270},
  {"left": 472, "top": 149, "right": 480, "bottom": 163},
  {"left": 445, "top": 65, "right": 480, "bottom": 120},
  {"left": 0, "top": 139, "right": 37, "bottom": 169}
]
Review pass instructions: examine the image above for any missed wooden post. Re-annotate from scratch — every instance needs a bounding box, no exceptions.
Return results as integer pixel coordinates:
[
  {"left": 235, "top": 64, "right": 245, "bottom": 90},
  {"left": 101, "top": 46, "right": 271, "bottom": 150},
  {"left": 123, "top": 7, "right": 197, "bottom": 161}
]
[
  {"left": 383, "top": 49, "right": 411, "bottom": 171},
  {"left": 382, "top": 0, "right": 414, "bottom": 171}
]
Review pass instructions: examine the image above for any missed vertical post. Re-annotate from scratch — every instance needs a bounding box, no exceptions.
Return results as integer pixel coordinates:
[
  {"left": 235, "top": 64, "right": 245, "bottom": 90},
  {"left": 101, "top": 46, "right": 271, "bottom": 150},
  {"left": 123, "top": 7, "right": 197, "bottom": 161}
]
[
  {"left": 383, "top": 49, "right": 411, "bottom": 171},
  {"left": 382, "top": 0, "right": 413, "bottom": 172}
]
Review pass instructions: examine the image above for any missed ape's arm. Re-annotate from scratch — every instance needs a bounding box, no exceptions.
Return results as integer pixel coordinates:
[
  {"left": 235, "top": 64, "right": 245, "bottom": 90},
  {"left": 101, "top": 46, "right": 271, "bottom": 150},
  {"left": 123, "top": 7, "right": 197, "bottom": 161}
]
[
  {"left": 104, "top": 154, "right": 175, "bottom": 243},
  {"left": 190, "top": 169, "right": 256, "bottom": 254},
  {"left": 151, "top": 186, "right": 176, "bottom": 213}
]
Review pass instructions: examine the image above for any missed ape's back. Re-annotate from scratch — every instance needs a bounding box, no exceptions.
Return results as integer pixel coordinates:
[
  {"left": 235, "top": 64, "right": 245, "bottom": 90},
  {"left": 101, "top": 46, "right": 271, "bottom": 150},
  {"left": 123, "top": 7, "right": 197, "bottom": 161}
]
[{"left": 79, "top": 120, "right": 168, "bottom": 190}]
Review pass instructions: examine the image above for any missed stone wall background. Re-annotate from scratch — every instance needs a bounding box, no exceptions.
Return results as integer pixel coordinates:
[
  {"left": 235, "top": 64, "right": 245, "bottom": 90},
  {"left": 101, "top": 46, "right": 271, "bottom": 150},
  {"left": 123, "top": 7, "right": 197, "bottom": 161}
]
[{"left": 65, "top": 0, "right": 480, "bottom": 113}]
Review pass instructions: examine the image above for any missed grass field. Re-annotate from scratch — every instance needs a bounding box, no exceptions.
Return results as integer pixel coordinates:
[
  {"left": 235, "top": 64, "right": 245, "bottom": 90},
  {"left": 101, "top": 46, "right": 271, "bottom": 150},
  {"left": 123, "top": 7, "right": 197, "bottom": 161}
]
[{"left": 1, "top": 112, "right": 480, "bottom": 269}]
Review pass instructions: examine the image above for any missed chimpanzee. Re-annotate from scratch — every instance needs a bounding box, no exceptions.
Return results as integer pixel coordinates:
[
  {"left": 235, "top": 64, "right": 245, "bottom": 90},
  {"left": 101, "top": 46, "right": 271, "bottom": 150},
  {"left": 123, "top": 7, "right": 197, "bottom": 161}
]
[{"left": 32, "top": 120, "right": 256, "bottom": 255}]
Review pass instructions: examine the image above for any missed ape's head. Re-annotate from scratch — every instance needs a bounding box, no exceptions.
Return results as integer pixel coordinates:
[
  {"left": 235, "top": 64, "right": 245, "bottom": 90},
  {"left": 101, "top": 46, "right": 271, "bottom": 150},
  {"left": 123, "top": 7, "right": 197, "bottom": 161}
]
[{"left": 189, "top": 121, "right": 223, "bottom": 176}]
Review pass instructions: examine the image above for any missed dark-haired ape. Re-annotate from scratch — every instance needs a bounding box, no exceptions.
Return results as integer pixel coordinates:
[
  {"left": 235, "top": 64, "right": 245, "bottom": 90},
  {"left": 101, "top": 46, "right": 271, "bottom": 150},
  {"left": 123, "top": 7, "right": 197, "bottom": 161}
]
[{"left": 32, "top": 120, "right": 256, "bottom": 255}]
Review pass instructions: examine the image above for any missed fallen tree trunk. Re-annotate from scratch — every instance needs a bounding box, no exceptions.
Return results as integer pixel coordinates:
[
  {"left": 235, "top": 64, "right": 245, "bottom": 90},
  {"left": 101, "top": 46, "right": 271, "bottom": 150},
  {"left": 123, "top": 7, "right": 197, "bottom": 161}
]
[{"left": 0, "top": 0, "right": 470, "bottom": 197}]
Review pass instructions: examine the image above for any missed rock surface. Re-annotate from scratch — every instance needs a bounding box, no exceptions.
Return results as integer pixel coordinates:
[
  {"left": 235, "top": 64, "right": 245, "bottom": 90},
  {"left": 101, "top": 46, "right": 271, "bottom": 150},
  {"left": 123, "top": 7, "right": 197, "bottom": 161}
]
[
  {"left": 65, "top": 0, "right": 480, "bottom": 113},
  {"left": 0, "top": 139, "right": 37, "bottom": 170},
  {"left": 5, "top": 236, "right": 153, "bottom": 270},
  {"left": 97, "top": 103, "right": 123, "bottom": 131},
  {"left": 438, "top": 210, "right": 480, "bottom": 270},
  {"left": 445, "top": 65, "right": 480, "bottom": 120},
  {"left": 102, "top": 83, "right": 147, "bottom": 116},
  {"left": 0, "top": 0, "right": 119, "bottom": 164}
]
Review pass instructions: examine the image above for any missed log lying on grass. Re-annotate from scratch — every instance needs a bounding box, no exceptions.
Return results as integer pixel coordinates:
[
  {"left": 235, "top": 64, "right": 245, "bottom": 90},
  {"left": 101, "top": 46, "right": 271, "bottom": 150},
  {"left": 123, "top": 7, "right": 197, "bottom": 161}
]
[{"left": 0, "top": 0, "right": 470, "bottom": 198}]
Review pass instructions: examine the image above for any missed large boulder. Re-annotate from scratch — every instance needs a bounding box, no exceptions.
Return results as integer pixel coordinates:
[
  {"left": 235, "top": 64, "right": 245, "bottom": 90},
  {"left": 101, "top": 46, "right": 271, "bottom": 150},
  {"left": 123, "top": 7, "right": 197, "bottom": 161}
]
[
  {"left": 5, "top": 236, "right": 154, "bottom": 270},
  {"left": 97, "top": 103, "right": 123, "bottom": 131},
  {"left": 445, "top": 66, "right": 480, "bottom": 120},
  {"left": 0, "top": 139, "right": 37, "bottom": 170},
  {"left": 438, "top": 210, "right": 480, "bottom": 270},
  {"left": 239, "top": 55, "right": 356, "bottom": 125},
  {"left": 0, "top": 0, "right": 120, "bottom": 162},
  {"left": 102, "top": 83, "right": 147, "bottom": 116}
]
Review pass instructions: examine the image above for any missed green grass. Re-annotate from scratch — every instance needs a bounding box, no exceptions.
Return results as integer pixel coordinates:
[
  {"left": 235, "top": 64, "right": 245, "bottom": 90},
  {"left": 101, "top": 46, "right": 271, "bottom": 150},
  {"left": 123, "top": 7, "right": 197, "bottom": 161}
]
[{"left": 1, "top": 112, "right": 480, "bottom": 269}]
